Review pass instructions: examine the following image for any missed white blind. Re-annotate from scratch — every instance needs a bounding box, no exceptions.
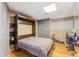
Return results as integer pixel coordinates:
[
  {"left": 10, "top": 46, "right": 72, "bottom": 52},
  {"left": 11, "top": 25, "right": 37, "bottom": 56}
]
[{"left": 18, "top": 24, "right": 32, "bottom": 35}]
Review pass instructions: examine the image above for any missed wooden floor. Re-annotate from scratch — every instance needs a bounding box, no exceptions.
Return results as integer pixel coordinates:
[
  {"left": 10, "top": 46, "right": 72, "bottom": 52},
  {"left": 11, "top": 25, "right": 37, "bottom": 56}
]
[{"left": 8, "top": 42, "right": 79, "bottom": 57}]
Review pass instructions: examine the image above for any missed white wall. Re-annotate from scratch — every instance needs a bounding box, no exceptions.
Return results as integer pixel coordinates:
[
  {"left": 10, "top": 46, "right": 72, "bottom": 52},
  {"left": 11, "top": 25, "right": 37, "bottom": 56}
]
[
  {"left": 35, "top": 21, "right": 38, "bottom": 37},
  {"left": 0, "top": 3, "right": 9, "bottom": 56}
]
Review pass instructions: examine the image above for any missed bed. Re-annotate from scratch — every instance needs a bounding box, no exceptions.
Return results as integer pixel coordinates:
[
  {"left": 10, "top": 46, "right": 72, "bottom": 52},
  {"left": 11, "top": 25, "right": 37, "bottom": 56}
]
[{"left": 18, "top": 37, "right": 53, "bottom": 57}]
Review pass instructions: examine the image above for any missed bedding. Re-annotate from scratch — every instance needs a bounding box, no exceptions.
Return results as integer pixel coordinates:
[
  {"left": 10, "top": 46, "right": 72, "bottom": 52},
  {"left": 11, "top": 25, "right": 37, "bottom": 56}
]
[{"left": 18, "top": 37, "right": 53, "bottom": 57}]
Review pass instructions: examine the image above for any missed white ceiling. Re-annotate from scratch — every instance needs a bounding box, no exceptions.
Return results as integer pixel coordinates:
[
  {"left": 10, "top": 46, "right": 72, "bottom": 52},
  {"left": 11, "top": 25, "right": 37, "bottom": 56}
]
[{"left": 7, "top": 2, "right": 79, "bottom": 20}]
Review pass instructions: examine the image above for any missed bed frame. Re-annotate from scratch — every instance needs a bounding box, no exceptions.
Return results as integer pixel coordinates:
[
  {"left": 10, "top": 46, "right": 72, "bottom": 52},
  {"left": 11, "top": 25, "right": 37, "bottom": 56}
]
[
  {"left": 17, "top": 42, "right": 54, "bottom": 57},
  {"left": 14, "top": 15, "right": 54, "bottom": 57},
  {"left": 14, "top": 15, "right": 35, "bottom": 50}
]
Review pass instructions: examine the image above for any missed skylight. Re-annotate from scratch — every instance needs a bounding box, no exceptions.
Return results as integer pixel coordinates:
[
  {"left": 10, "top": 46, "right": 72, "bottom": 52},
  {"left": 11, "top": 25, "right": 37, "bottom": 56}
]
[{"left": 43, "top": 4, "right": 56, "bottom": 13}]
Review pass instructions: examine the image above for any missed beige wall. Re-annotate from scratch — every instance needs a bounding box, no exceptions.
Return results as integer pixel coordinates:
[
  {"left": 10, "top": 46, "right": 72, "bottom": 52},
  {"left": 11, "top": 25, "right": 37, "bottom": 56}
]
[
  {"left": 52, "top": 16, "right": 79, "bottom": 42},
  {"left": 74, "top": 17, "right": 79, "bottom": 36}
]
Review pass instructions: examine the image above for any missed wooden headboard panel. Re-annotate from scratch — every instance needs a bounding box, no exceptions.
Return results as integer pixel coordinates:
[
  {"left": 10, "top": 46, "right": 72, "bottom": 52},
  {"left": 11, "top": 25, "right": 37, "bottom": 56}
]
[
  {"left": 18, "top": 34, "right": 35, "bottom": 40},
  {"left": 14, "top": 15, "right": 36, "bottom": 40}
]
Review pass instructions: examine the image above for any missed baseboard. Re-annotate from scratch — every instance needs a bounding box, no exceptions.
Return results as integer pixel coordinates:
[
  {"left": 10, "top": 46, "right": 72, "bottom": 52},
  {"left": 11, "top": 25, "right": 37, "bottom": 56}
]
[
  {"left": 54, "top": 39, "right": 64, "bottom": 44},
  {"left": 76, "top": 44, "right": 79, "bottom": 46}
]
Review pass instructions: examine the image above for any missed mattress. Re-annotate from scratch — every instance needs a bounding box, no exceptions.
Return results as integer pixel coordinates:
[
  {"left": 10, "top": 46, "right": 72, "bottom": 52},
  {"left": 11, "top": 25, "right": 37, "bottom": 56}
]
[{"left": 18, "top": 37, "right": 53, "bottom": 57}]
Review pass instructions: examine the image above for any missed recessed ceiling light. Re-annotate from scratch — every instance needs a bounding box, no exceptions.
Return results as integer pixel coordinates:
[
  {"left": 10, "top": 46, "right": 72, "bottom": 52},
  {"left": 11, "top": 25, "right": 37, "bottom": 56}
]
[{"left": 43, "top": 4, "right": 56, "bottom": 13}]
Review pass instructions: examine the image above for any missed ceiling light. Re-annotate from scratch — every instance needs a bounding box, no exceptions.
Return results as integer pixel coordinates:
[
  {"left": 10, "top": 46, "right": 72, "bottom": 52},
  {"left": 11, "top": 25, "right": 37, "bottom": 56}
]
[{"left": 43, "top": 4, "right": 56, "bottom": 13}]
